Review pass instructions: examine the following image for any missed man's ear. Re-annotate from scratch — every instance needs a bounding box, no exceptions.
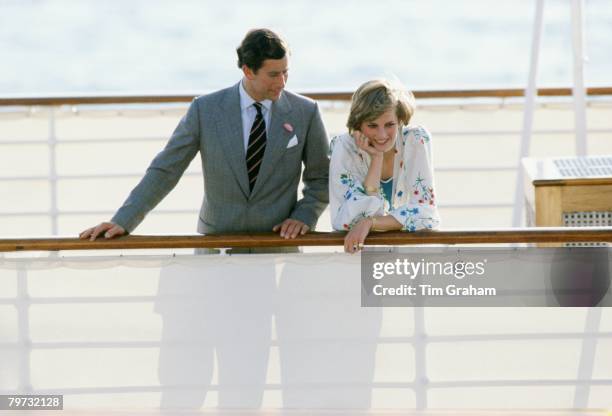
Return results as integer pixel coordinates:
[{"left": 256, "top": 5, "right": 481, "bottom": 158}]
[{"left": 242, "top": 65, "right": 255, "bottom": 80}]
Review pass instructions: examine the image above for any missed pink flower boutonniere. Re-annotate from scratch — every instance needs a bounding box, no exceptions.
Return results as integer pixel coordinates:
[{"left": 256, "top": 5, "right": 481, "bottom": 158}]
[{"left": 283, "top": 123, "right": 294, "bottom": 133}]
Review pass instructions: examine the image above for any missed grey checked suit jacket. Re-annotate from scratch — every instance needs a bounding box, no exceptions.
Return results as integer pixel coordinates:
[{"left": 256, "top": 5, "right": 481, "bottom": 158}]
[{"left": 111, "top": 82, "right": 330, "bottom": 235}]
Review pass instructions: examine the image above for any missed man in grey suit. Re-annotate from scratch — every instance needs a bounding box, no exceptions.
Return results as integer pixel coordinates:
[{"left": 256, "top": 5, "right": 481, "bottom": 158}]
[
  {"left": 78, "top": 29, "right": 330, "bottom": 408},
  {"left": 80, "top": 28, "right": 329, "bottom": 242}
]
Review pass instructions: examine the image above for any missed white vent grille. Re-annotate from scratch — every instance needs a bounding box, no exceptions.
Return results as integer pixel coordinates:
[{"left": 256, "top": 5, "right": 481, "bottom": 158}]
[
  {"left": 554, "top": 156, "right": 612, "bottom": 177},
  {"left": 563, "top": 211, "right": 612, "bottom": 246}
]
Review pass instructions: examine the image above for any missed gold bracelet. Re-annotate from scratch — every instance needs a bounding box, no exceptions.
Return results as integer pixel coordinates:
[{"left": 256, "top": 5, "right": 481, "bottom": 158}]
[{"left": 365, "top": 186, "right": 379, "bottom": 194}]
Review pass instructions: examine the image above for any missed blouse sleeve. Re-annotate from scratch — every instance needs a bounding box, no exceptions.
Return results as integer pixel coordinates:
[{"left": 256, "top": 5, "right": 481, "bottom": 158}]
[
  {"left": 329, "top": 135, "right": 386, "bottom": 231},
  {"left": 388, "top": 126, "right": 441, "bottom": 231}
]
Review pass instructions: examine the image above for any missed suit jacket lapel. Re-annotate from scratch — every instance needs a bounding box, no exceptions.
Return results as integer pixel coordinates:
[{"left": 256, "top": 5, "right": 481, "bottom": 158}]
[
  {"left": 216, "top": 82, "right": 250, "bottom": 198},
  {"left": 250, "top": 92, "right": 295, "bottom": 197}
]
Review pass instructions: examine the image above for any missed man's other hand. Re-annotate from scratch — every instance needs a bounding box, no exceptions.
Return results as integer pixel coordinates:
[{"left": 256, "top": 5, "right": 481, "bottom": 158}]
[
  {"left": 272, "top": 219, "right": 309, "bottom": 239},
  {"left": 79, "top": 222, "right": 126, "bottom": 241}
]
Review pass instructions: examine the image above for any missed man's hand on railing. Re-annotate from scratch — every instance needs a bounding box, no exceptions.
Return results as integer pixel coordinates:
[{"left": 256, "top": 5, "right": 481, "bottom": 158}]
[
  {"left": 272, "top": 218, "right": 310, "bottom": 239},
  {"left": 79, "top": 222, "right": 126, "bottom": 241}
]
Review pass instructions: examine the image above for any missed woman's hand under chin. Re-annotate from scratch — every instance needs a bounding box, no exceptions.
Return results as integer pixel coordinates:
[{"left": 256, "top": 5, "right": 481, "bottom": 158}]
[{"left": 352, "top": 130, "right": 383, "bottom": 158}]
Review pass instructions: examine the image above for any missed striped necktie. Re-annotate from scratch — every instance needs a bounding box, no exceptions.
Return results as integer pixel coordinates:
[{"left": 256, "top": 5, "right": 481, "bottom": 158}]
[{"left": 246, "top": 102, "right": 267, "bottom": 191}]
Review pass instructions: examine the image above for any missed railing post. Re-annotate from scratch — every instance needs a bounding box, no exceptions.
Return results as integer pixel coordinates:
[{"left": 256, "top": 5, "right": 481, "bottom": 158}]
[
  {"left": 573, "top": 307, "right": 601, "bottom": 407},
  {"left": 16, "top": 265, "right": 32, "bottom": 393},
  {"left": 48, "top": 106, "right": 59, "bottom": 235},
  {"left": 413, "top": 306, "right": 428, "bottom": 409},
  {"left": 513, "top": 0, "right": 545, "bottom": 227},
  {"left": 570, "top": 0, "right": 588, "bottom": 156}
]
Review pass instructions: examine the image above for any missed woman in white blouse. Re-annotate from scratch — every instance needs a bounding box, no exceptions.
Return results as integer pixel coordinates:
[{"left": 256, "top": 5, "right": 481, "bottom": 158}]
[{"left": 329, "top": 79, "right": 440, "bottom": 253}]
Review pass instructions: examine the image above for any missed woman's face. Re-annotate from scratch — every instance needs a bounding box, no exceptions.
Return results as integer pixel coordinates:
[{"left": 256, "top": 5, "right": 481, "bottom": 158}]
[{"left": 358, "top": 109, "right": 399, "bottom": 154}]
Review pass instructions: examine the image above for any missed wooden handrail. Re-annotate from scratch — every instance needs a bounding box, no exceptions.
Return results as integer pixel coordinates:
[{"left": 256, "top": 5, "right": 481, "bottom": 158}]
[
  {"left": 1, "top": 87, "right": 612, "bottom": 106},
  {"left": 2, "top": 227, "right": 612, "bottom": 252}
]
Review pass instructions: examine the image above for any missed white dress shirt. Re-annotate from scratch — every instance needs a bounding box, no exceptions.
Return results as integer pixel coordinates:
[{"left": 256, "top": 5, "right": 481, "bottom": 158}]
[{"left": 239, "top": 80, "right": 272, "bottom": 151}]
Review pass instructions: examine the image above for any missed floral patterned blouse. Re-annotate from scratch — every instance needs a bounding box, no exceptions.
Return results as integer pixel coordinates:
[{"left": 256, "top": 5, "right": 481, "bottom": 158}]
[{"left": 329, "top": 125, "right": 441, "bottom": 232}]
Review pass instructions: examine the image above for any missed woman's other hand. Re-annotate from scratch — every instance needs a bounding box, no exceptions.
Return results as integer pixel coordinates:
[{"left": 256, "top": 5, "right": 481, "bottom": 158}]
[{"left": 344, "top": 217, "right": 373, "bottom": 254}]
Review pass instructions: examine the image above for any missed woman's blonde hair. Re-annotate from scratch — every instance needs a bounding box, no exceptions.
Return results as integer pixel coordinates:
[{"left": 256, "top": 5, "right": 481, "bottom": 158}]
[{"left": 346, "top": 79, "right": 415, "bottom": 133}]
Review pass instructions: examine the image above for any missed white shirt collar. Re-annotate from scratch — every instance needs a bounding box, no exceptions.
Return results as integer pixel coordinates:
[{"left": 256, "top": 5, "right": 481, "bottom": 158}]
[{"left": 239, "top": 79, "right": 271, "bottom": 112}]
